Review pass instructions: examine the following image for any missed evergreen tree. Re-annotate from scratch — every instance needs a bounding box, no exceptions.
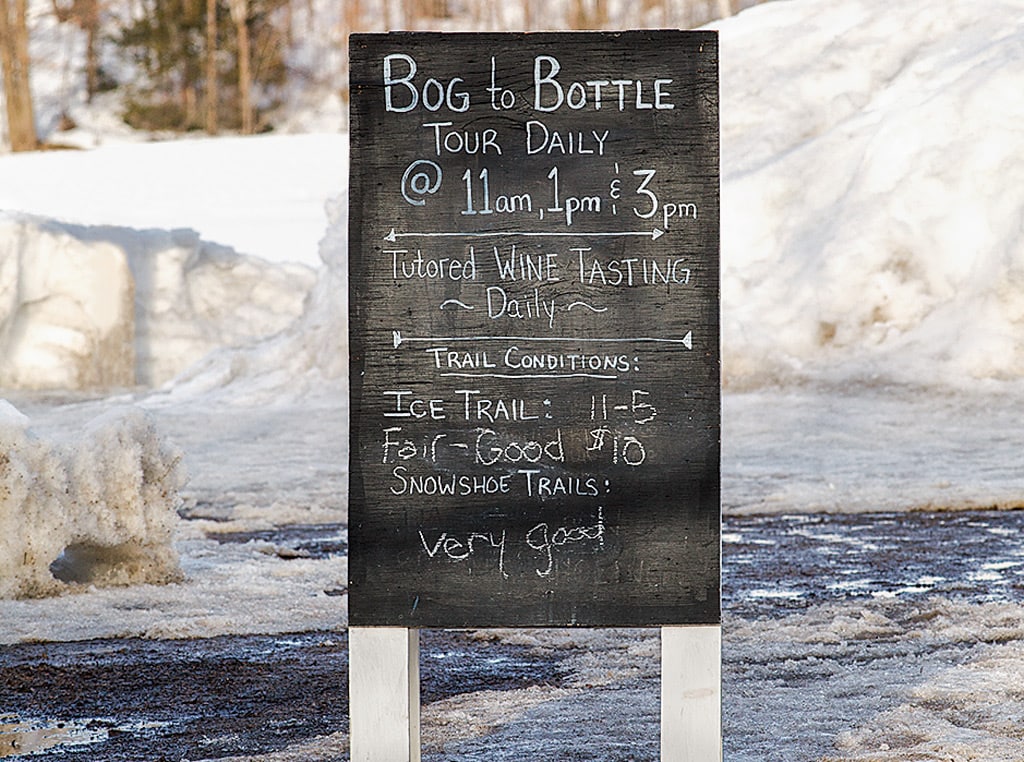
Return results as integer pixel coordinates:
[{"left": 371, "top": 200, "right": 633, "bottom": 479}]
[{"left": 116, "top": 0, "right": 286, "bottom": 132}]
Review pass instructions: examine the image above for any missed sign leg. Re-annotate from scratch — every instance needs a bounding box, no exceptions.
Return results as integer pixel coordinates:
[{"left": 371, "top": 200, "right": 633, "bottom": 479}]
[
  {"left": 661, "top": 625, "right": 722, "bottom": 762},
  {"left": 349, "top": 627, "right": 421, "bottom": 762}
]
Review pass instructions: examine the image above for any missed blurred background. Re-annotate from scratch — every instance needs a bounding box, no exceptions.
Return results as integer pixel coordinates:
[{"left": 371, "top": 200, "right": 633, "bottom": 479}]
[
  {"left": 0, "top": 0, "right": 770, "bottom": 149},
  {"left": 3, "top": 3, "right": 1024, "bottom": 758}
]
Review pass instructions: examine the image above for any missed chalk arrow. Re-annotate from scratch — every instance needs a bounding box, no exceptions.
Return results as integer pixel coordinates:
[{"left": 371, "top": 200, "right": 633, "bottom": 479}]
[
  {"left": 383, "top": 228, "right": 666, "bottom": 241},
  {"left": 390, "top": 332, "right": 693, "bottom": 346}
]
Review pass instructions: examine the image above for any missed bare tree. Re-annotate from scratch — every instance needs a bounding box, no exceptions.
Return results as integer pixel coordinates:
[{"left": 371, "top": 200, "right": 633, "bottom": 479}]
[
  {"left": 79, "top": 0, "right": 100, "bottom": 101},
  {"left": 570, "top": 0, "right": 608, "bottom": 29},
  {"left": 205, "top": 0, "right": 217, "bottom": 133},
  {"left": 0, "top": 0, "right": 37, "bottom": 150},
  {"left": 570, "top": 0, "right": 586, "bottom": 28},
  {"left": 339, "top": 0, "right": 360, "bottom": 106},
  {"left": 52, "top": 0, "right": 102, "bottom": 102},
  {"left": 344, "top": 0, "right": 361, "bottom": 49},
  {"left": 228, "top": 0, "right": 252, "bottom": 133}
]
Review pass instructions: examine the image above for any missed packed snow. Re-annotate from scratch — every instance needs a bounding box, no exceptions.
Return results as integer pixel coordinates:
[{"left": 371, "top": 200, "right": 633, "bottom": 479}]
[{"left": 1, "top": 0, "right": 1024, "bottom": 758}]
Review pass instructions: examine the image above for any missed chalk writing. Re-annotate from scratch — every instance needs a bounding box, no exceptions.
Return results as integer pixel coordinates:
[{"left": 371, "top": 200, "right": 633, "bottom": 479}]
[
  {"left": 526, "top": 507, "right": 605, "bottom": 578},
  {"left": 349, "top": 31, "right": 720, "bottom": 628},
  {"left": 416, "top": 506, "right": 605, "bottom": 580}
]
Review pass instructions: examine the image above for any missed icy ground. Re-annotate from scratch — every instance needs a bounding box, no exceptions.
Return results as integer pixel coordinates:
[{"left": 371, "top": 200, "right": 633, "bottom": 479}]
[{"left": 2, "top": 0, "right": 1024, "bottom": 759}]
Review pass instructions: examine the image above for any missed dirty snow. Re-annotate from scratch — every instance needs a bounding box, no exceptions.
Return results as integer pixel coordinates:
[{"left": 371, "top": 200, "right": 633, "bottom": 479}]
[
  {"left": 716, "top": 0, "right": 1024, "bottom": 389},
  {"left": 0, "top": 405, "right": 184, "bottom": 599}
]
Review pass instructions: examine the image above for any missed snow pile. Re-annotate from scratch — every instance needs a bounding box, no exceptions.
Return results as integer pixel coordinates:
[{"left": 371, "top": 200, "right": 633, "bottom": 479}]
[
  {"left": 0, "top": 213, "right": 314, "bottom": 390},
  {"left": 0, "top": 401, "right": 185, "bottom": 599},
  {"left": 160, "top": 187, "right": 348, "bottom": 404},
  {"left": 717, "top": 0, "right": 1024, "bottom": 389},
  {"left": 0, "top": 215, "right": 135, "bottom": 389}
]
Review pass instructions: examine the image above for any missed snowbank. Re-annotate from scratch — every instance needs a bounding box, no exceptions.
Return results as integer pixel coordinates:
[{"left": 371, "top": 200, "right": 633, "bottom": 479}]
[
  {"left": 0, "top": 401, "right": 185, "bottom": 599},
  {"left": 2, "top": 0, "right": 1021, "bottom": 396},
  {"left": 156, "top": 190, "right": 348, "bottom": 405},
  {"left": 0, "top": 213, "right": 314, "bottom": 390},
  {"left": 716, "top": 0, "right": 1024, "bottom": 389},
  {"left": 60, "top": 0, "right": 1024, "bottom": 399},
  {"left": 0, "top": 216, "right": 135, "bottom": 389},
  {"left": 0, "top": 134, "right": 346, "bottom": 267}
]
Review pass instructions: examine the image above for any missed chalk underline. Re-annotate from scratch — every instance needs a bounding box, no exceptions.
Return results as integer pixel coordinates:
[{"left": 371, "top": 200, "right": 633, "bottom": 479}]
[
  {"left": 429, "top": 336, "right": 685, "bottom": 343},
  {"left": 440, "top": 372, "right": 618, "bottom": 380}
]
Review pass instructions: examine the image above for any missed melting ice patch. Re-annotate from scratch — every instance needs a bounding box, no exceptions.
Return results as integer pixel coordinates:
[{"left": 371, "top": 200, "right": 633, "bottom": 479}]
[{"left": 0, "top": 401, "right": 185, "bottom": 599}]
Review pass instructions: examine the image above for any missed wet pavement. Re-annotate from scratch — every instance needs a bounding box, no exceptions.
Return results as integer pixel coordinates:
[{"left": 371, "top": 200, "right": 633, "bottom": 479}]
[
  {"left": 0, "top": 631, "right": 566, "bottom": 761},
  {"left": 3, "top": 508, "right": 1023, "bottom": 760},
  {"left": 724, "top": 509, "right": 1024, "bottom": 619}
]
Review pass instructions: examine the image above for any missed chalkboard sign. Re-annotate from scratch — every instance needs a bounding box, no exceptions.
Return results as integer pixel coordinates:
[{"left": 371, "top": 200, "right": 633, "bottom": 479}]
[{"left": 349, "top": 31, "right": 719, "bottom": 628}]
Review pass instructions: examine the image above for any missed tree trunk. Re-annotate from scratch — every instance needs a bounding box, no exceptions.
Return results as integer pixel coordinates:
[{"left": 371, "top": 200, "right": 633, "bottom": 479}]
[
  {"left": 79, "top": 0, "right": 100, "bottom": 101},
  {"left": 205, "top": 0, "right": 218, "bottom": 134},
  {"left": 570, "top": 0, "right": 585, "bottom": 28},
  {"left": 571, "top": 0, "right": 605, "bottom": 29},
  {"left": 339, "top": 0, "right": 359, "bottom": 107},
  {"left": 84, "top": 17, "right": 98, "bottom": 100},
  {"left": 229, "top": 0, "right": 252, "bottom": 134},
  {"left": 344, "top": 0, "right": 360, "bottom": 42},
  {"left": 0, "top": 0, "right": 37, "bottom": 151}
]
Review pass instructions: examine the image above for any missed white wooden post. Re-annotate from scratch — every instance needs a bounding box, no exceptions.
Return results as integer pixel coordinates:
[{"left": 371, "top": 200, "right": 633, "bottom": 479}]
[
  {"left": 349, "top": 627, "right": 421, "bottom": 762},
  {"left": 661, "top": 625, "right": 722, "bottom": 762}
]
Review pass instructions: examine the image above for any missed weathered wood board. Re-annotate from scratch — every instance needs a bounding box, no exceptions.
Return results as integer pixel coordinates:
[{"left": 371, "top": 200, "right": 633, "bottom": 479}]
[{"left": 349, "top": 31, "right": 719, "bottom": 627}]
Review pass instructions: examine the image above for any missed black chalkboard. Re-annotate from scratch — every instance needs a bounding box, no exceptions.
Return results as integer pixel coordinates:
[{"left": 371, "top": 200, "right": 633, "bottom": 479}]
[{"left": 348, "top": 31, "right": 719, "bottom": 628}]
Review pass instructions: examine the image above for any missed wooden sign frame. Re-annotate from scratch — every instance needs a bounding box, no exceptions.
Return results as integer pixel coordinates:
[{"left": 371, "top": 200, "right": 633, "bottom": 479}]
[{"left": 348, "top": 30, "right": 721, "bottom": 760}]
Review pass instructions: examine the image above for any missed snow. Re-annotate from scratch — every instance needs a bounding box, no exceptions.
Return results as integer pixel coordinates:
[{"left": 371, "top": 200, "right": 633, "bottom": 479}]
[
  {"left": 150, "top": 191, "right": 348, "bottom": 405},
  {"left": 1, "top": 0, "right": 1024, "bottom": 757},
  {"left": 0, "top": 134, "right": 347, "bottom": 267},
  {"left": 0, "top": 0, "right": 1019, "bottom": 620},
  {"left": 0, "top": 405, "right": 184, "bottom": 599},
  {"left": 0, "top": 213, "right": 316, "bottom": 389},
  {"left": 714, "top": 0, "right": 1024, "bottom": 389},
  {"left": 0, "top": 215, "right": 134, "bottom": 389}
]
